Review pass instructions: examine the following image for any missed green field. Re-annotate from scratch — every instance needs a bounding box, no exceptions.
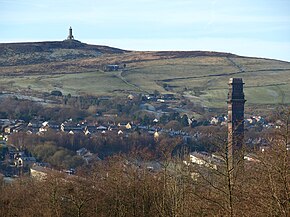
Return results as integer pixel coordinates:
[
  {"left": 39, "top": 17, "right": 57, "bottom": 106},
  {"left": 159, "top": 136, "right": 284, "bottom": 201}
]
[
  {"left": 0, "top": 71, "right": 137, "bottom": 96},
  {"left": 123, "top": 56, "right": 290, "bottom": 108}
]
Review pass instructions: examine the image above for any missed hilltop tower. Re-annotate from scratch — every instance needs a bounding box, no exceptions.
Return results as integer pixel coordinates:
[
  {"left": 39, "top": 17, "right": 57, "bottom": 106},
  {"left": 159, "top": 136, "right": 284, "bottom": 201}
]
[
  {"left": 67, "top": 26, "right": 74, "bottom": 40},
  {"left": 227, "top": 78, "right": 246, "bottom": 171}
]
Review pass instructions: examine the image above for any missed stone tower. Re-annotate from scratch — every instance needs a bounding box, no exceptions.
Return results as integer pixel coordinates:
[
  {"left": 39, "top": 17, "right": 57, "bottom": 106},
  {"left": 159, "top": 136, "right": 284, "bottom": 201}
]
[
  {"left": 227, "top": 78, "right": 246, "bottom": 170},
  {"left": 67, "top": 26, "right": 74, "bottom": 40}
]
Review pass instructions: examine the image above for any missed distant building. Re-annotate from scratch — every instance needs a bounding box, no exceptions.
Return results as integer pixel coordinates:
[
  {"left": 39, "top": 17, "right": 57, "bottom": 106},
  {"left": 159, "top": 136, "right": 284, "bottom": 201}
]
[
  {"left": 154, "top": 131, "right": 159, "bottom": 141},
  {"left": 67, "top": 26, "right": 74, "bottom": 40},
  {"left": 189, "top": 152, "right": 218, "bottom": 170},
  {"left": 127, "top": 94, "right": 135, "bottom": 100},
  {"left": 104, "top": 65, "right": 119, "bottom": 72},
  {"left": 125, "top": 123, "right": 132, "bottom": 130}
]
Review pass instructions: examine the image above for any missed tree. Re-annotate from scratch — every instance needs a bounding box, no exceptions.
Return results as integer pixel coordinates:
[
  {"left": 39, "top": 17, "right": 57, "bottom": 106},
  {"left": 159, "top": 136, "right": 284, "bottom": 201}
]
[
  {"left": 180, "top": 114, "right": 189, "bottom": 127},
  {"left": 252, "top": 107, "right": 290, "bottom": 216},
  {"left": 164, "top": 120, "right": 182, "bottom": 131},
  {"left": 51, "top": 90, "right": 63, "bottom": 97},
  {"left": 153, "top": 90, "right": 160, "bottom": 98},
  {"left": 62, "top": 177, "right": 95, "bottom": 217}
]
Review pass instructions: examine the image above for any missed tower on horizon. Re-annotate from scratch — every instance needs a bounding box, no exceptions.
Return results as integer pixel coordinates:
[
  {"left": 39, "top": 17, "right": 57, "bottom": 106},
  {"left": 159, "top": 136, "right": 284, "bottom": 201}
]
[
  {"left": 67, "top": 26, "right": 74, "bottom": 40},
  {"left": 227, "top": 78, "right": 246, "bottom": 172}
]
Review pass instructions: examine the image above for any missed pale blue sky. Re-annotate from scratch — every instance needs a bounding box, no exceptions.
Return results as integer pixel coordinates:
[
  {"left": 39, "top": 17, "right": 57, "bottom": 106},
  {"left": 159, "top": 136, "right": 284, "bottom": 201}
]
[{"left": 0, "top": 0, "right": 290, "bottom": 61}]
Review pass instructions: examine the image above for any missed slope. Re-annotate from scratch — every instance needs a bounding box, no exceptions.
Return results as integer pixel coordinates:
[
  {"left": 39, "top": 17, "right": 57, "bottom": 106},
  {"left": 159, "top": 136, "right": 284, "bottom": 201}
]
[{"left": 0, "top": 41, "right": 289, "bottom": 109}]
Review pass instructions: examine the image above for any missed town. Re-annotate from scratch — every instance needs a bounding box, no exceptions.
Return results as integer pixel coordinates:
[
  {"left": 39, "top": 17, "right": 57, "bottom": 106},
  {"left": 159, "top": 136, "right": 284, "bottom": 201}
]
[{"left": 0, "top": 88, "right": 283, "bottom": 181}]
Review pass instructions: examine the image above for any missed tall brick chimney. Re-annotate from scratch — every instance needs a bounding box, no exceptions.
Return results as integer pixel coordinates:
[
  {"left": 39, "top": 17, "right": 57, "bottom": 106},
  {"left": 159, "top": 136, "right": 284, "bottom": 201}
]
[{"left": 227, "top": 78, "right": 246, "bottom": 172}]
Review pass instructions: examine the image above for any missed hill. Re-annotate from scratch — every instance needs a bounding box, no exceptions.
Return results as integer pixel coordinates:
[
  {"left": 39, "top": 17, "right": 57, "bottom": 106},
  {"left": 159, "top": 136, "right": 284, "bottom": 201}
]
[
  {"left": 0, "top": 40, "right": 290, "bottom": 110},
  {"left": 0, "top": 40, "right": 126, "bottom": 66}
]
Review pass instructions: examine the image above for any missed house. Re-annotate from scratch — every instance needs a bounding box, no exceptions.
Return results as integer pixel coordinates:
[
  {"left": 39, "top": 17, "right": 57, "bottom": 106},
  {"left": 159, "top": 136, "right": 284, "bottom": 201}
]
[
  {"left": 63, "top": 169, "right": 75, "bottom": 175},
  {"left": 154, "top": 131, "right": 159, "bottom": 141},
  {"left": 76, "top": 148, "right": 98, "bottom": 164},
  {"left": 4, "top": 126, "right": 15, "bottom": 134},
  {"left": 141, "top": 93, "right": 158, "bottom": 101},
  {"left": 188, "top": 152, "right": 219, "bottom": 170},
  {"left": 125, "top": 123, "right": 132, "bottom": 130},
  {"left": 0, "top": 134, "right": 8, "bottom": 141},
  {"left": 118, "top": 122, "right": 126, "bottom": 127},
  {"left": 28, "top": 120, "right": 43, "bottom": 128},
  {"left": 39, "top": 125, "right": 49, "bottom": 133},
  {"left": 161, "top": 94, "right": 175, "bottom": 100},
  {"left": 13, "top": 151, "right": 36, "bottom": 168},
  {"left": 153, "top": 118, "right": 159, "bottom": 123},
  {"left": 108, "top": 125, "right": 118, "bottom": 131},
  {"left": 16, "top": 157, "right": 36, "bottom": 167},
  {"left": 96, "top": 125, "right": 107, "bottom": 131},
  {"left": 104, "top": 64, "right": 119, "bottom": 71},
  {"left": 4, "top": 123, "right": 24, "bottom": 134},
  {"left": 76, "top": 148, "right": 88, "bottom": 156},
  {"left": 244, "top": 153, "right": 260, "bottom": 162},
  {"left": 137, "top": 125, "right": 148, "bottom": 130},
  {"left": 117, "top": 122, "right": 132, "bottom": 130},
  {"left": 61, "top": 123, "right": 84, "bottom": 133},
  {"left": 14, "top": 124, "right": 24, "bottom": 133},
  {"left": 27, "top": 121, "right": 42, "bottom": 134},
  {"left": 210, "top": 115, "right": 227, "bottom": 125},
  {"left": 84, "top": 126, "right": 97, "bottom": 134},
  {"left": 157, "top": 99, "right": 165, "bottom": 103},
  {"left": 0, "top": 119, "right": 13, "bottom": 132},
  {"left": 84, "top": 128, "right": 91, "bottom": 136},
  {"left": 47, "top": 121, "right": 60, "bottom": 130},
  {"left": 127, "top": 94, "right": 134, "bottom": 100},
  {"left": 0, "top": 119, "right": 12, "bottom": 125},
  {"left": 103, "top": 113, "right": 118, "bottom": 118}
]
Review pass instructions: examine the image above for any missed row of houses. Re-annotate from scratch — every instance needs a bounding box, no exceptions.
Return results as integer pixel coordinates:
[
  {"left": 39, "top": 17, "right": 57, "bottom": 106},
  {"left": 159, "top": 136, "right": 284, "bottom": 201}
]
[
  {"left": 209, "top": 115, "right": 281, "bottom": 129},
  {"left": 142, "top": 93, "right": 175, "bottom": 102},
  {"left": 0, "top": 118, "right": 164, "bottom": 140}
]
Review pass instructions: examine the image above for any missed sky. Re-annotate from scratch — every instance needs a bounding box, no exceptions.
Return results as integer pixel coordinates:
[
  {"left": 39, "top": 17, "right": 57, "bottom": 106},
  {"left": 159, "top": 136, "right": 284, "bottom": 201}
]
[{"left": 0, "top": 0, "right": 290, "bottom": 61}]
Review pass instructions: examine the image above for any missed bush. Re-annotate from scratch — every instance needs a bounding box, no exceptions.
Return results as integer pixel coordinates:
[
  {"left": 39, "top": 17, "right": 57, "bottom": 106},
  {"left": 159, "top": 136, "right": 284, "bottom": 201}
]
[{"left": 51, "top": 90, "right": 63, "bottom": 96}]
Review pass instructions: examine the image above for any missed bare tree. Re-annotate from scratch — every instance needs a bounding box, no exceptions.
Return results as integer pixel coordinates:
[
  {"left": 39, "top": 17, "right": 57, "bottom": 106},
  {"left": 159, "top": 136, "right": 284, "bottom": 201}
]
[{"left": 253, "top": 107, "right": 290, "bottom": 216}]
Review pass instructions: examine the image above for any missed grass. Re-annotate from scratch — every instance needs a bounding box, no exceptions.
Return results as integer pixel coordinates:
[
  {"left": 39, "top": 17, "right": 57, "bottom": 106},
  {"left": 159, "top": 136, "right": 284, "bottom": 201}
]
[
  {"left": 0, "top": 54, "right": 290, "bottom": 110},
  {"left": 0, "top": 71, "right": 138, "bottom": 96},
  {"left": 124, "top": 57, "right": 237, "bottom": 93},
  {"left": 123, "top": 56, "right": 290, "bottom": 108}
]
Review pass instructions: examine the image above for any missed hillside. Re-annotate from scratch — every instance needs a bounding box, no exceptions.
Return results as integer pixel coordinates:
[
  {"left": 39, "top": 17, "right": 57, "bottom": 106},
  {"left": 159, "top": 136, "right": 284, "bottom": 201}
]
[
  {"left": 0, "top": 40, "right": 126, "bottom": 66},
  {"left": 0, "top": 40, "right": 290, "bottom": 110}
]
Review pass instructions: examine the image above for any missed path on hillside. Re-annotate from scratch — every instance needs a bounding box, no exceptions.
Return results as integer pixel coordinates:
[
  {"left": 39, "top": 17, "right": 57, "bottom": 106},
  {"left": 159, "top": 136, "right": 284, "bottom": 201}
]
[
  {"left": 116, "top": 70, "right": 149, "bottom": 93},
  {"left": 226, "top": 57, "right": 245, "bottom": 73},
  {"left": 275, "top": 85, "right": 286, "bottom": 104}
]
